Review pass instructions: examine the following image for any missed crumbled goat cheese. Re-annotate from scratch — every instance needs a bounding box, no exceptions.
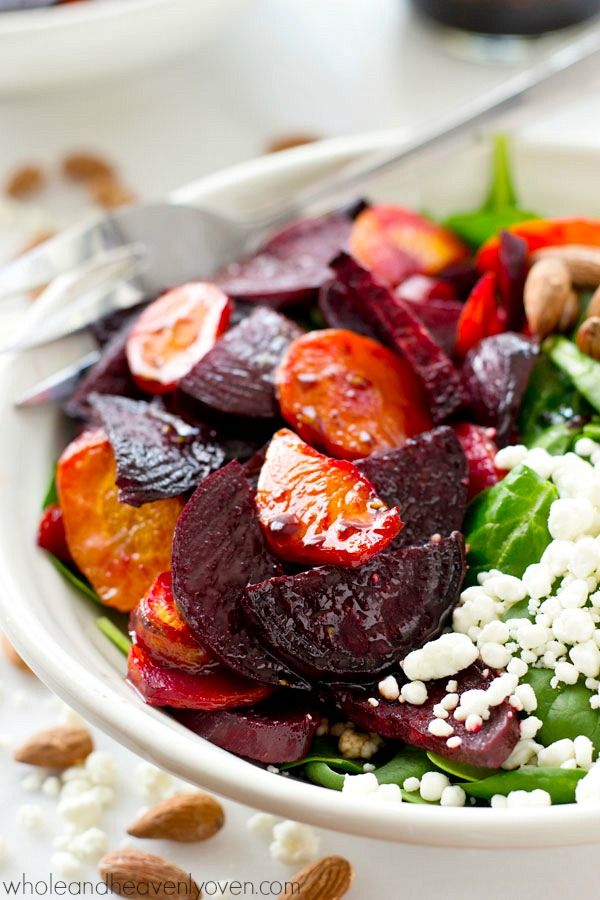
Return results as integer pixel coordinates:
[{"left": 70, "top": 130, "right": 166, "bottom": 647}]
[
  {"left": 419, "top": 772, "right": 450, "bottom": 802},
  {"left": 402, "top": 633, "right": 479, "bottom": 682},
  {"left": 403, "top": 777, "right": 421, "bottom": 793},
  {"left": 269, "top": 820, "right": 319, "bottom": 866},
  {"left": 440, "top": 785, "right": 467, "bottom": 807},
  {"left": 576, "top": 760, "right": 600, "bottom": 803},
  {"left": 400, "top": 680, "right": 428, "bottom": 705},
  {"left": 338, "top": 728, "right": 382, "bottom": 760},
  {"left": 134, "top": 762, "right": 174, "bottom": 801},
  {"left": 85, "top": 751, "right": 118, "bottom": 786},
  {"left": 378, "top": 675, "right": 400, "bottom": 701},
  {"left": 50, "top": 851, "right": 81, "bottom": 878},
  {"left": 16, "top": 804, "right": 45, "bottom": 832},
  {"left": 247, "top": 813, "right": 278, "bottom": 836}
]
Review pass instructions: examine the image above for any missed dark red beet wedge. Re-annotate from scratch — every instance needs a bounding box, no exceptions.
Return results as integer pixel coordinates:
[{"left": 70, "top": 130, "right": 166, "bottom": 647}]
[
  {"left": 128, "top": 644, "right": 273, "bottom": 710},
  {"left": 453, "top": 423, "right": 503, "bottom": 500},
  {"left": 242, "top": 533, "right": 465, "bottom": 681},
  {"left": 179, "top": 307, "right": 302, "bottom": 419},
  {"left": 215, "top": 211, "right": 354, "bottom": 309},
  {"left": 396, "top": 276, "right": 462, "bottom": 356},
  {"left": 498, "top": 231, "right": 527, "bottom": 331},
  {"left": 460, "top": 333, "right": 538, "bottom": 447},
  {"left": 65, "top": 325, "right": 142, "bottom": 421},
  {"left": 318, "top": 278, "right": 381, "bottom": 340},
  {"left": 37, "top": 503, "right": 72, "bottom": 563},
  {"left": 334, "top": 663, "right": 520, "bottom": 769},
  {"left": 355, "top": 427, "right": 468, "bottom": 548},
  {"left": 175, "top": 704, "right": 321, "bottom": 764},
  {"left": 171, "top": 461, "right": 309, "bottom": 690},
  {"left": 90, "top": 394, "right": 225, "bottom": 506},
  {"left": 330, "top": 254, "right": 464, "bottom": 423}
]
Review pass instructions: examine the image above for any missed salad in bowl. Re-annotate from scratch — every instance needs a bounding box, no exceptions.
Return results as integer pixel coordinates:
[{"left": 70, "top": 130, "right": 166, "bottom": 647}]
[{"left": 32, "top": 135, "right": 600, "bottom": 815}]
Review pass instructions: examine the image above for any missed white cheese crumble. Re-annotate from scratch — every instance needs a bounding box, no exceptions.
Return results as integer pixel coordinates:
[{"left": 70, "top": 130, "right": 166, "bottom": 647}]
[
  {"left": 247, "top": 812, "right": 278, "bottom": 836},
  {"left": 419, "top": 772, "right": 450, "bottom": 802},
  {"left": 378, "top": 675, "right": 400, "bottom": 701},
  {"left": 402, "top": 633, "right": 479, "bottom": 682},
  {"left": 269, "top": 820, "right": 319, "bottom": 866},
  {"left": 400, "top": 680, "right": 428, "bottom": 705}
]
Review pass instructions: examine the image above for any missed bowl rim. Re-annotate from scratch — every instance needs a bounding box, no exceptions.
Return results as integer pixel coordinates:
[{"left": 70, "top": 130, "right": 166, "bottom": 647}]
[
  {"left": 3, "top": 129, "right": 600, "bottom": 848},
  {"left": 0, "top": 0, "right": 182, "bottom": 34}
]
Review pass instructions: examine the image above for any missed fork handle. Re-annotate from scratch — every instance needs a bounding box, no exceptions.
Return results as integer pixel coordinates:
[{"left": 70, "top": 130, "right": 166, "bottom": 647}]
[{"left": 243, "top": 28, "right": 600, "bottom": 234}]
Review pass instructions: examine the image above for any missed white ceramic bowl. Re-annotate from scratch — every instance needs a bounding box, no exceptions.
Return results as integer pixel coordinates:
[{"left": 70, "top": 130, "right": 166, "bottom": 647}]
[
  {"left": 0, "top": 0, "right": 247, "bottom": 93},
  {"left": 2, "top": 132, "right": 600, "bottom": 848}
]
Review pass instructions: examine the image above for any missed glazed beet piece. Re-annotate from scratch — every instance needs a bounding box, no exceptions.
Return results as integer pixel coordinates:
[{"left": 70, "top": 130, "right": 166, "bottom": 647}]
[
  {"left": 461, "top": 333, "right": 538, "bottom": 447},
  {"left": 355, "top": 427, "right": 468, "bottom": 547},
  {"left": 175, "top": 704, "right": 321, "bottom": 764},
  {"left": 334, "top": 663, "right": 520, "bottom": 769},
  {"left": 179, "top": 307, "right": 303, "bottom": 419},
  {"left": 330, "top": 254, "right": 464, "bottom": 423},
  {"left": 171, "top": 461, "right": 308, "bottom": 690},
  {"left": 497, "top": 231, "right": 528, "bottom": 331},
  {"left": 438, "top": 260, "right": 480, "bottom": 300},
  {"left": 90, "top": 394, "right": 225, "bottom": 506},
  {"left": 64, "top": 325, "right": 142, "bottom": 420},
  {"left": 242, "top": 533, "right": 465, "bottom": 681},
  {"left": 37, "top": 504, "right": 72, "bottom": 563},
  {"left": 318, "top": 278, "right": 381, "bottom": 340},
  {"left": 454, "top": 423, "right": 504, "bottom": 500},
  {"left": 128, "top": 644, "right": 273, "bottom": 710},
  {"left": 396, "top": 277, "right": 463, "bottom": 357},
  {"left": 214, "top": 211, "right": 354, "bottom": 309}
]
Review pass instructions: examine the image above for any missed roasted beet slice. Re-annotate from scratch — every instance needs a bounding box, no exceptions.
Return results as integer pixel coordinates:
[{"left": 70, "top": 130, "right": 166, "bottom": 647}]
[
  {"left": 37, "top": 504, "right": 72, "bottom": 564},
  {"left": 214, "top": 211, "right": 353, "bottom": 308},
  {"left": 65, "top": 325, "right": 142, "bottom": 420},
  {"left": 179, "top": 307, "right": 302, "bottom": 419},
  {"left": 91, "top": 301, "right": 148, "bottom": 347},
  {"left": 497, "top": 231, "right": 528, "bottom": 331},
  {"left": 256, "top": 429, "right": 402, "bottom": 567},
  {"left": 318, "top": 278, "right": 381, "bottom": 339},
  {"left": 242, "top": 533, "right": 465, "bottom": 681},
  {"left": 355, "top": 427, "right": 468, "bottom": 547},
  {"left": 330, "top": 254, "right": 464, "bottom": 423},
  {"left": 334, "top": 664, "right": 519, "bottom": 769},
  {"left": 460, "top": 333, "right": 538, "bottom": 447},
  {"left": 454, "top": 423, "right": 504, "bottom": 500},
  {"left": 171, "top": 461, "right": 308, "bottom": 690},
  {"left": 395, "top": 275, "right": 463, "bottom": 356},
  {"left": 175, "top": 704, "right": 320, "bottom": 764},
  {"left": 90, "top": 394, "right": 225, "bottom": 506},
  {"left": 128, "top": 644, "right": 273, "bottom": 710}
]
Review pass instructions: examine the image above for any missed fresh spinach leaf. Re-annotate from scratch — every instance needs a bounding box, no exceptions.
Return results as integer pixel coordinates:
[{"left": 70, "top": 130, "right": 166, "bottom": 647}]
[
  {"left": 582, "top": 420, "right": 600, "bottom": 442},
  {"left": 519, "top": 355, "right": 591, "bottom": 452},
  {"left": 281, "top": 740, "right": 364, "bottom": 775},
  {"left": 374, "top": 747, "right": 435, "bottom": 803},
  {"left": 502, "top": 598, "right": 531, "bottom": 623},
  {"left": 463, "top": 766, "right": 584, "bottom": 804},
  {"left": 42, "top": 470, "right": 59, "bottom": 508},
  {"left": 524, "top": 668, "right": 600, "bottom": 750},
  {"left": 464, "top": 465, "right": 557, "bottom": 585},
  {"left": 96, "top": 617, "right": 131, "bottom": 656},
  {"left": 304, "top": 762, "right": 346, "bottom": 791},
  {"left": 426, "top": 752, "right": 494, "bottom": 783},
  {"left": 444, "top": 134, "right": 537, "bottom": 248},
  {"left": 546, "top": 337, "right": 600, "bottom": 414}
]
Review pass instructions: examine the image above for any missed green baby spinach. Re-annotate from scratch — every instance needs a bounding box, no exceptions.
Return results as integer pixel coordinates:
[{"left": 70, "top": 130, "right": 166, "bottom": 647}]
[
  {"left": 304, "top": 762, "right": 347, "bottom": 791},
  {"left": 518, "top": 354, "right": 592, "bottom": 454},
  {"left": 374, "top": 747, "right": 435, "bottom": 803},
  {"left": 444, "top": 134, "right": 537, "bottom": 248},
  {"left": 281, "top": 740, "right": 364, "bottom": 775},
  {"left": 523, "top": 668, "right": 600, "bottom": 750},
  {"left": 426, "top": 752, "right": 493, "bottom": 783},
  {"left": 463, "top": 766, "right": 584, "bottom": 805},
  {"left": 96, "top": 617, "right": 131, "bottom": 656},
  {"left": 464, "top": 465, "right": 557, "bottom": 585},
  {"left": 547, "top": 336, "right": 600, "bottom": 414}
]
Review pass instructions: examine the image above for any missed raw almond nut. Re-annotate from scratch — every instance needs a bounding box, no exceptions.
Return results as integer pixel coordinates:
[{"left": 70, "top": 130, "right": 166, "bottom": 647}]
[
  {"left": 99, "top": 849, "right": 200, "bottom": 900},
  {"left": 5, "top": 164, "right": 45, "bottom": 199},
  {"left": 127, "top": 792, "right": 224, "bottom": 842},
  {"left": 558, "top": 288, "right": 581, "bottom": 333},
  {"left": 89, "top": 175, "right": 136, "bottom": 209},
  {"left": 14, "top": 725, "right": 93, "bottom": 768},
  {"left": 267, "top": 133, "right": 320, "bottom": 154},
  {"left": 586, "top": 284, "right": 600, "bottom": 320},
  {"left": 1, "top": 634, "right": 32, "bottom": 673},
  {"left": 532, "top": 245, "right": 600, "bottom": 288},
  {"left": 523, "top": 257, "right": 572, "bottom": 337},
  {"left": 576, "top": 316, "right": 600, "bottom": 361},
  {"left": 277, "top": 855, "right": 354, "bottom": 899},
  {"left": 63, "top": 152, "right": 115, "bottom": 183}
]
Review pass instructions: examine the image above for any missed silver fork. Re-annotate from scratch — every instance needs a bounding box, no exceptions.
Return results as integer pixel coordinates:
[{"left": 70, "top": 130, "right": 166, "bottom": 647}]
[{"left": 7, "top": 26, "right": 600, "bottom": 384}]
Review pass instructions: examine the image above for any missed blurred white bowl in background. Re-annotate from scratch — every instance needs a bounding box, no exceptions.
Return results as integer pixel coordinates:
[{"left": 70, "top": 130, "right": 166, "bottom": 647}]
[{"left": 0, "top": 0, "right": 247, "bottom": 93}]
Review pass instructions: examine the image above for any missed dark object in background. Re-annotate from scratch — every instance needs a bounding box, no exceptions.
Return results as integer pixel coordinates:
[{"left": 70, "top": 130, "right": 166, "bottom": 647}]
[{"left": 412, "top": 0, "right": 599, "bottom": 35}]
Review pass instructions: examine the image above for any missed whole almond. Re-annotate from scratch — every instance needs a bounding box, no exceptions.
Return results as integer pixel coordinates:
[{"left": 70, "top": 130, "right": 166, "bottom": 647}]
[
  {"left": 576, "top": 316, "right": 600, "bottom": 361},
  {"left": 5, "top": 164, "right": 45, "bottom": 199},
  {"left": 532, "top": 245, "right": 600, "bottom": 288},
  {"left": 586, "top": 284, "right": 600, "bottom": 320},
  {"left": 558, "top": 288, "right": 581, "bottom": 332},
  {"left": 127, "top": 792, "right": 224, "bottom": 842},
  {"left": 523, "top": 257, "right": 572, "bottom": 337},
  {"left": 99, "top": 849, "right": 200, "bottom": 900},
  {"left": 63, "top": 152, "right": 114, "bottom": 183},
  {"left": 14, "top": 725, "right": 93, "bottom": 768},
  {"left": 1, "top": 634, "right": 32, "bottom": 673},
  {"left": 277, "top": 855, "right": 354, "bottom": 899}
]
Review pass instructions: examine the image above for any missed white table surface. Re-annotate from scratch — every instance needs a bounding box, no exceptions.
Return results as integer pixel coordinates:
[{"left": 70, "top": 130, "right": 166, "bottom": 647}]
[{"left": 2, "top": 1, "right": 600, "bottom": 896}]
